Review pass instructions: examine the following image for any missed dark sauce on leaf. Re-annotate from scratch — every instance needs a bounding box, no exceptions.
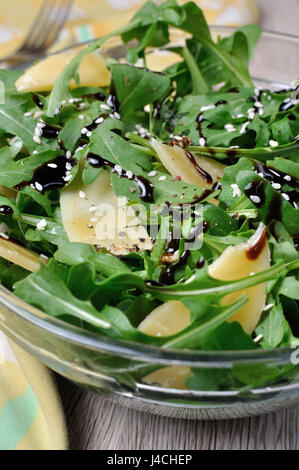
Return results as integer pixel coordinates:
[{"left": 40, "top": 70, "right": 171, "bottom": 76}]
[
  {"left": 0, "top": 205, "right": 13, "bottom": 215},
  {"left": 15, "top": 155, "right": 76, "bottom": 193},
  {"left": 185, "top": 151, "right": 213, "bottom": 184},
  {"left": 86, "top": 153, "right": 154, "bottom": 203},
  {"left": 246, "top": 227, "right": 267, "bottom": 260}
]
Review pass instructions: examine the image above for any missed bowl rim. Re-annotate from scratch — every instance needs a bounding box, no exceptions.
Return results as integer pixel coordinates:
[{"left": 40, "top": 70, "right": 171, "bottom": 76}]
[
  {"left": 2, "top": 26, "right": 298, "bottom": 366},
  {"left": 0, "top": 285, "right": 296, "bottom": 366}
]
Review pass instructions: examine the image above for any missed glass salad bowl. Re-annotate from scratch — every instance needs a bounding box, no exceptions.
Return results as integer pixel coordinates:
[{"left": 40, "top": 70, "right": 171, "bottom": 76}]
[{"left": 0, "top": 27, "right": 299, "bottom": 420}]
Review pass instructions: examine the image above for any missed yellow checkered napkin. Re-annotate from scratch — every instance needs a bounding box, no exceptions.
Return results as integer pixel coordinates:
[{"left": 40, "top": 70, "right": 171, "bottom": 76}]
[
  {"left": 0, "top": 332, "right": 67, "bottom": 450},
  {"left": 0, "top": 0, "right": 259, "bottom": 451},
  {"left": 0, "top": 0, "right": 260, "bottom": 55}
]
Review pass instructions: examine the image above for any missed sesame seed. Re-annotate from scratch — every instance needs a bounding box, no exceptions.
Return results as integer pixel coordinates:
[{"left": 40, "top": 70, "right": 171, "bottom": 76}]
[
  {"left": 89, "top": 206, "right": 97, "bottom": 212},
  {"left": 250, "top": 195, "right": 261, "bottom": 204},
  {"left": 36, "top": 219, "right": 47, "bottom": 230},
  {"left": 35, "top": 182, "right": 43, "bottom": 192},
  {"left": 40, "top": 254, "right": 49, "bottom": 260},
  {"left": 258, "top": 108, "right": 264, "bottom": 116},
  {"left": 66, "top": 163, "right": 72, "bottom": 171},
  {"left": 240, "top": 122, "right": 249, "bottom": 134},
  {"left": 248, "top": 110, "right": 255, "bottom": 120},
  {"left": 100, "top": 103, "right": 111, "bottom": 111},
  {"left": 253, "top": 334, "right": 264, "bottom": 343},
  {"left": 0, "top": 232, "right": 9, "bottom": 239},
  {"left": 81, "top": 127, "right": 88, "bottom": 135},
  {"left": 284, "top": 175, "right": 291, "bottom": 181},
  {"left": 34, "top": 127, "right": 43, "bottom": 137},
  {"left": 63, "top": 175, "right": 72, "bottom": 182},
  {"left": 199, "top": 137, "right": 206, "bottom": 146},
  {"left": 33, "top": 150, "right": 38, "bottom": 155},
  {"left": 95, "top": 117, "right": 104, "bottom": 124},
  {"left": 79, "top": 191, "right": 85, "bottom": 199},
  {"left": 263, "top": 303, "right": 274, "bottom": 312},
  {"left": 148, "top": 171, "right": 157, "bottom": 177},
  {"left": 78, "top": 114, "right": 85, "bottom": 120},
  {"left": 231, "top": 183, "right": 241, "bottom": 198},
  {"left": 159, "top": 175, "right": 167, "bottom": 181},
  {"left": 200, "top": 104, "right": 215, "bottom": 111},
  {"left": 282, "top": 192, "right": 290, "bottom": 200},
  {"left": 24, "top": 111, "right": 33, "bottom": 117},
  {"left": 36, "top": 122, "right": 45, "bottom": 128},
  {"left": 33, "top": 135, "right": 41, "bottom": 144},
  {"left": 78, "top": 102, "right": 86, "bottom": 110},
  {"left": 114, "top": 164, "right": 122, "bottom": 173},
  {"left": 47, "top": 163, "right": 58, "bottom": 168},
  {"left": 114, "top": 112, "right": 121, "bottom": 120},
  {"left": 90, "top": 217, "right": 98, "bottom": 223},
  {"left": 254, "top": 101, "right": 263, "bottom": 108},
  {"left": 269, "top": 139, "right": 279, "bottom": 147},
  {"left": 236, "top": 114, "right": 244, "bottom": 118},
  {"left": 224, "top": 123, "right": 236, "bottom": 132},
  {"left": 272, "top": 182, "right": 281, "bottom": 190},
  {"left": 126, "top": 170, "right": 133, "bottom": 179},
  {"left": 86, "top": 131, "right": 92, "bottom": 138},
  {"left": 66, "top": 151, "right": 72, "bottom": 159}
]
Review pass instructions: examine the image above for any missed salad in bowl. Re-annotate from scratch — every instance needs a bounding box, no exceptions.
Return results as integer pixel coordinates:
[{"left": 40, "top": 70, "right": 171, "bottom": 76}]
[{"left": 0, "top": 1, "right": 298, "bottom": 401}]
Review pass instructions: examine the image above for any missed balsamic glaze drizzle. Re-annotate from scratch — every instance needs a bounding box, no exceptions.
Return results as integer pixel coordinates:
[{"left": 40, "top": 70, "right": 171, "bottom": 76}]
[
  {"left": 0, "top": 205, "right": 13, "bottom": 215},
  {"left": 15, "top": 156, "right": 76, "bottom": 193},
  {"left": 254, "top": 161, "right": 299, "bottom": 208},
  {"left": 41, "top": 123, "right": 60, "bottom": 139},
  {"left": 86, "top": 153, "right": 154, "bottom": 203},
  {"left": 185, "top": 151, "right": 213, "bottom": 184},
  {"left": 32, "top": 94, "right": 44, "bottom": 109}
]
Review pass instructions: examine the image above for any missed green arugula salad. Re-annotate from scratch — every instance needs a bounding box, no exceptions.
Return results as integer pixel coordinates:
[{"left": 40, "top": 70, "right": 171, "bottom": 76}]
[{"left": 0, "top": 1, "right": 298, "bottom": 388}]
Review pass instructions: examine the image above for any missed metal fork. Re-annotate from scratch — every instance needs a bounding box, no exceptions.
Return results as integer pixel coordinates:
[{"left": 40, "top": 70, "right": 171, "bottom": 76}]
[{"left": 1, "top": 0, "right": 73, "bottom": 69}]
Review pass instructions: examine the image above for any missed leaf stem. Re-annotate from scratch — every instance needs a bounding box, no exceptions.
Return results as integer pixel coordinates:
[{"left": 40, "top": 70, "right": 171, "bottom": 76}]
[{"left": 181, "top": 46, "right": 209, "bottom": 95}]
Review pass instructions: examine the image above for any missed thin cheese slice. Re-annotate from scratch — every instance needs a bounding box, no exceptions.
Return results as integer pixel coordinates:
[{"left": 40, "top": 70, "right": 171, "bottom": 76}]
[
  {"left": 143, "top": 365, "right": 192, "bottom": 390},
  {"left": 15, "top": 51, "right": 110, "bottom": 93},
  {"left": 60, "top": 169, "right": 153, "bottom": 256},
  {"left": 0, "top": 237, "right": 42, "bottom": 272},
  {"left": 138, "top": 300, "right": 191, "bottom": 390},
  {"left": 138, "top": 300, "right": 190, "bottom": 336},
  {"left": 151, "top": 139, "right": 225, "bottom": 188},
  {"left": 209, "top": 223, "right": 270, "bottom": 334}
]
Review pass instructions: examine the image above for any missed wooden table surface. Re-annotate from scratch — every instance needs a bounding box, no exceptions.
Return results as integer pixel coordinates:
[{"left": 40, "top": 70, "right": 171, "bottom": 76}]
[{"left": 57, "top": 0, "right": 299, "bottom": 451}]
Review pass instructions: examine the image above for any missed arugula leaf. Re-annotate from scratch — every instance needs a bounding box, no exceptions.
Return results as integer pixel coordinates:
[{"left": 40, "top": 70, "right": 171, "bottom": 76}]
[
  {"left": 255, "top": 297, "right": 293, "bottom": 348},
  {"left": 0, "top": 148, "right": 62, "bottom": 188},
  {"left": 110, "top": 64, "right": 172, "bottom": 118},
  {"left": 279, "top": 277, "right": 299, "bottom": 300},
  {"left": 14, "top": 262, "right": 111, "bottom": 329},
  {"left": 54, "top": 240, "right": 130, "bottom": 277}
]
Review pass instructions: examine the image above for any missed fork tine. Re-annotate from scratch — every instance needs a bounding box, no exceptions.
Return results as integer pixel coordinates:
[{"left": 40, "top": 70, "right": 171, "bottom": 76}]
[
  {"left": 29, "top": 0, "right": 65, "bottom": 51},
  {"left": 22, "top": 0, "right": 59, "bottom": 52},
  {"left": 36, "top": 0, "right": 73, "bottom": 52},
  {"left": 20, "top": 0, "right": 58, "bottom": 52}
]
